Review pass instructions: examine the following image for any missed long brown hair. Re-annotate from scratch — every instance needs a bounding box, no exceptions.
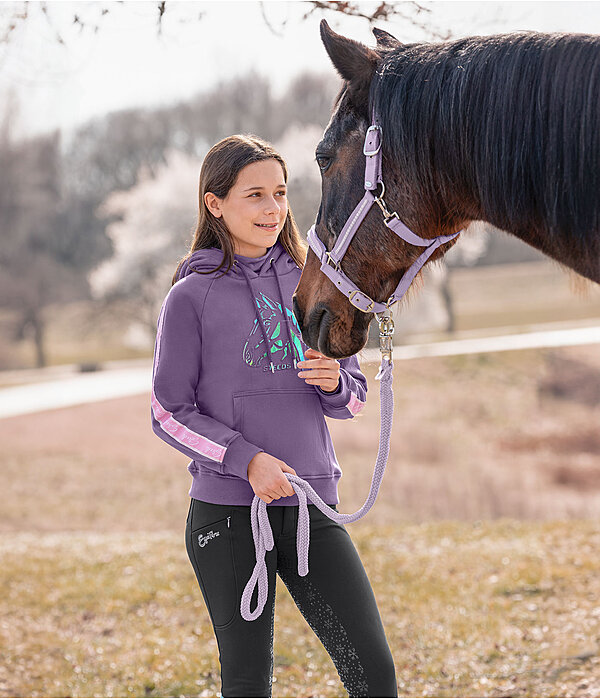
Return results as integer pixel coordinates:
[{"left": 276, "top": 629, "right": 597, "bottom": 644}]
[{"left": 172, "top": 134, "right": 308, "bottom": 285}]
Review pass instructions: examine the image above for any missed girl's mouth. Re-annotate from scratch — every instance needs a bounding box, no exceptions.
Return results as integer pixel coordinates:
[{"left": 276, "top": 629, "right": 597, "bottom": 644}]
[{"left": 255, "top": 223, "right": 278, "bottom": 230}]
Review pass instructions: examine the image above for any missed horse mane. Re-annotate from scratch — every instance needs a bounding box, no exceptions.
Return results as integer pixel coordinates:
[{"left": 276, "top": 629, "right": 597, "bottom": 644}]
[{"left": 370, "top": 31, "right": 600, "bottom": 270}]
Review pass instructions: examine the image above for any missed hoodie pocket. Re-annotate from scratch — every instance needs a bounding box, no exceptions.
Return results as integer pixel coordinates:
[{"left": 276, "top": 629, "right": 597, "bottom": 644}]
[{"left": 233, "top": 388, "right": 333, "bottom": 477}]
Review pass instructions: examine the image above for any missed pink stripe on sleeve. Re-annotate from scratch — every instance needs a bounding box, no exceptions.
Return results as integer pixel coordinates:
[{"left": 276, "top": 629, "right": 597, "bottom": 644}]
[
  {"left": 151, "top": 391, "right": 227, "bottom": 463},
  {"left": 347, "top": 391, "right": 366, "bottom": 416},
  {"left": 151, "top": 283, "right": 227, "bottom": 464}
]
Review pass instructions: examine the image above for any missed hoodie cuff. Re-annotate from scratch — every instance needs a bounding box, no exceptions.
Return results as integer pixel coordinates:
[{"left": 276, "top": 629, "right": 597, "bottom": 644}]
[
  {"left": 222, "top": 435, "right": 264, "bottom": 480},
  {"left": 315, "top": 369, "right": 349, "bottom": 406},
  {"left": 319, "top": 382, "right": 341, "bottom": 395}
]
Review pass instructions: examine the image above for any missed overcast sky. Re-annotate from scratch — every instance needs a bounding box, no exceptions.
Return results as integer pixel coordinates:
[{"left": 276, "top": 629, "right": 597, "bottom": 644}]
[{"left": 2, "top": 0, "right": 600, "bottom": 142}]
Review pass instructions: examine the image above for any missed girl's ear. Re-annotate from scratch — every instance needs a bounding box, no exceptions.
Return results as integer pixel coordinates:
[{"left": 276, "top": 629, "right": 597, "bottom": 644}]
[{"left": 204, "top": 192, "right": 223, "bottom": 218}]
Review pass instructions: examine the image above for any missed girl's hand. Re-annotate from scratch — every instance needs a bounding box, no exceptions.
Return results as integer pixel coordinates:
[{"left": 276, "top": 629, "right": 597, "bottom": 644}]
[
  {"left": 247, "top": 452, "right": 297, "bottom": 504},
  {"left": 297, "top": 348, "right": 340, "bottom": 393}
]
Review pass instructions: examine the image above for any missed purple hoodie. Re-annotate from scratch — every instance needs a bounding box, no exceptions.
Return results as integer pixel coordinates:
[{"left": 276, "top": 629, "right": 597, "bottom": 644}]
[{"left": 151, "top": 239, "right": 368, "bottom": 507}]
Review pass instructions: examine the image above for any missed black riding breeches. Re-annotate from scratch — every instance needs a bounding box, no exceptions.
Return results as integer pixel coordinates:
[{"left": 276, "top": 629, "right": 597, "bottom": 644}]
[{"left": 185, "top": 497, "right": 397, "bottom": 698}]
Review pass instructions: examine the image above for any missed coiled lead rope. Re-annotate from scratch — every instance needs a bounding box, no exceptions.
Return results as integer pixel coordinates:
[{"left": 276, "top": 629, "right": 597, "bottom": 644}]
[{"left": 240, "top": 313, "right": 395, "bottom": 621}]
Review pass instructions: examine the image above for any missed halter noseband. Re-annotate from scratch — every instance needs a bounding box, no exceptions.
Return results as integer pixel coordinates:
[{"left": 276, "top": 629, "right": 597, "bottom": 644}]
[{"left": 306, "top": 108, "right": 461, "bottom": 319}]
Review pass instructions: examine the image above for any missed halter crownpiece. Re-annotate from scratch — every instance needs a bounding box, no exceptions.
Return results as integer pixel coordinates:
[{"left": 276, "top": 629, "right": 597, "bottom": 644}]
[{"left": 306, "top": 107, "right": 461, "bottom": 316}]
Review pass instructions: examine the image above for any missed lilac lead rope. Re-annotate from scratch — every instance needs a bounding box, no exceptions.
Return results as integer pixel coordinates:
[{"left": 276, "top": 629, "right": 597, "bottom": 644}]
[
  {"left": 239, "top": 105, "right": 460, "bottom": 621},
  {"left": 240, "top": 355, "right": 394, "bottom": 621}
]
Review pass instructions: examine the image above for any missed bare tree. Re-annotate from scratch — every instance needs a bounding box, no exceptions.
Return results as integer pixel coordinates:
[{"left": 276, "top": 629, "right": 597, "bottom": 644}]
[
  {"left": 0, "top": 95, "right": 116, "bottom": 368},
  {"left": 0, "top": 126, "right": 73, "bottom": 367},
  {"left": 0, "top": 1, "right": 450, "bottom": 48}
]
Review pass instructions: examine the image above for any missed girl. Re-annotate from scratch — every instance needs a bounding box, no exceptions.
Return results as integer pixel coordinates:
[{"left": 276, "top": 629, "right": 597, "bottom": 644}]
[{"left": 151, "top": 134, "right": 397, "bottom": 698}]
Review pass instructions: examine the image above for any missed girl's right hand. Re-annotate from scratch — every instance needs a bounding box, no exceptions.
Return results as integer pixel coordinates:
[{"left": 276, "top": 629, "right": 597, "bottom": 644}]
[{"left": 247, "top": 452, "right": 297, "bottom": 504}]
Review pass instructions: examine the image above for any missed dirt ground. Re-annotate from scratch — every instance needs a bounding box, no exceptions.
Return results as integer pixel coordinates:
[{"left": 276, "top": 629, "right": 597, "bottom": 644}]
[
  {"left": 1, "top": 343, "right": 599, "bottom": 534},
  {"left": 1, "top": 343, "right": 600, "bottom": 699}
]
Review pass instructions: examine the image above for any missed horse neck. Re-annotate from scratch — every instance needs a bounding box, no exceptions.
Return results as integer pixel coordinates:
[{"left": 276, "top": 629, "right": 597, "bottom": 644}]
[{"left": 379, "top": 34, "right": 600, "bottom": 283}]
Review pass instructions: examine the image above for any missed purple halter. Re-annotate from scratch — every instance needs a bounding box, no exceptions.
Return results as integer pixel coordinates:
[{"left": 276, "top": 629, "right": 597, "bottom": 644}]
[
  {"left": 239, "top": 106, "right": 462, "bottom": 623},
  {"left": 306, "top": 108, "right": 461, "bottom": 314}
]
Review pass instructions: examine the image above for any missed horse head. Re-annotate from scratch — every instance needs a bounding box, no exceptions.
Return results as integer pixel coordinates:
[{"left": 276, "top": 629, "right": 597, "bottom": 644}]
[
  {"left": 295, "top": 21, "right": 600, "bottom": 359},
  {"left": 293, "top": 20, "right": 463, "bottom": 359}
]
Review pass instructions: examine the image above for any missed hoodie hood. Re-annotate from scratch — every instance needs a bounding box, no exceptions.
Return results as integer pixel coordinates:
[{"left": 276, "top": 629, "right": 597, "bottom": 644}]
[{"left": 176, "top": 239, "right": 301, "bottom": 372}]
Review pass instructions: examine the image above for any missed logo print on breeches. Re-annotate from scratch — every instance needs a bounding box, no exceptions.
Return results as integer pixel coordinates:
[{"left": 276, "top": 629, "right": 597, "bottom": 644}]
[{"left": 198, "top": 530, "right": 220, "bottom": 547}]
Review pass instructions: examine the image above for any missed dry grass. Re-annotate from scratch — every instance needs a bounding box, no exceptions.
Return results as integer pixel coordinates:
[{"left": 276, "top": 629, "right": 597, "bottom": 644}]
[
  {"left": 1, "top": 263, "right": 600, "bottom": 697},
  {"left": 1, "top": 522, "right": 599, "bottom": 698},
  {"left": 446, "top": 261, "right": 600, "bottom": 332}
]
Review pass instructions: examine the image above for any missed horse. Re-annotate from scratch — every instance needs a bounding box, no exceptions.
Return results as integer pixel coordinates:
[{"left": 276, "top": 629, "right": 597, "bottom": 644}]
[{"left": 292, "top": 20, "right": 600, "bottom": 359}]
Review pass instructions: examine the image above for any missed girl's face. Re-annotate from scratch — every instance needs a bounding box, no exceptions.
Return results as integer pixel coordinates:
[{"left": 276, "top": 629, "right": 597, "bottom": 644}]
[{"left": 205, "top": 159, "right": 288, "bottom": 258}]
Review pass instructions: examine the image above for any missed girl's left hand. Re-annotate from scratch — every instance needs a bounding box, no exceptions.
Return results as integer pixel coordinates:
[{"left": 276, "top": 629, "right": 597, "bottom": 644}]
[{"left": 297, "top": 348, "right": 340, "bottom": 393}]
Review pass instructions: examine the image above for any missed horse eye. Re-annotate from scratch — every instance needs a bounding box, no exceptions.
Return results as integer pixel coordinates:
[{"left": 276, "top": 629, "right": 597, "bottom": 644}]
[{"left": 315, "top": 155, "right": 332, "bottom": 172}]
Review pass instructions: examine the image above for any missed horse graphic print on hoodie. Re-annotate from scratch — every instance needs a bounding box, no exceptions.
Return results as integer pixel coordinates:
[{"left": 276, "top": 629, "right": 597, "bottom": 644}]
[{"left": 244, "top": 291, "right": 304, "bottom": 372}]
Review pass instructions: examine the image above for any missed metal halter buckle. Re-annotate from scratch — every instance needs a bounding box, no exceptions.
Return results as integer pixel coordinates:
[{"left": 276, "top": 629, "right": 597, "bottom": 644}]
[
  {"left": 324, "top": 251, "right": 340, "bottom": 271},
  {"left": 363, "top": 125, "right": 382, "bottom": 156},
  {"left": 348, "top": 290, "right": 375, "bottom": 312}
]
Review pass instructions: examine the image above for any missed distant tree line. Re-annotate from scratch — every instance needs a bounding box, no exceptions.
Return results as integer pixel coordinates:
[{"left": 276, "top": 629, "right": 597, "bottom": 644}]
[{"left": 0, "top": 70, "right": 339, "bottom": 368}]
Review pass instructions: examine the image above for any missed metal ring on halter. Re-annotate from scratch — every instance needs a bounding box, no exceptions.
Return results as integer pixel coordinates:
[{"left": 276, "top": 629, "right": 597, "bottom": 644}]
[
  {"left": 373, "top": 182, "right": 396, "bottom": 221},
  {"left": 373, "top": 180, "right": 386, "bottom": 201}
]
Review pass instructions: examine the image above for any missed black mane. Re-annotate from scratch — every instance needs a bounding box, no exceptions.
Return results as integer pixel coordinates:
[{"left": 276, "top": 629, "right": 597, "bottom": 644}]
[{"left": 370, "top": 31, "right": 600, "bottom": 272}]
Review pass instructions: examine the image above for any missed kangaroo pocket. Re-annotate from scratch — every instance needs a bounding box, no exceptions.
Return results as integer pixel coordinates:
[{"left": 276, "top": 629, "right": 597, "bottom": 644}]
[{"left": 233, "top": 388, "right": 333, "bottom": 477}]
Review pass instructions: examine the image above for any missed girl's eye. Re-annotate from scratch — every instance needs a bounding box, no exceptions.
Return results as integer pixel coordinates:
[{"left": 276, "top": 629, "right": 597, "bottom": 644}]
[{"left": 249, "top": 191, "right": 287, "bottom": 197}]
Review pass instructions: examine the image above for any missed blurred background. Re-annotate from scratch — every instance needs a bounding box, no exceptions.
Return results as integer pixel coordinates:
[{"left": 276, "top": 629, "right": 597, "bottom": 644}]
[
  {"left": 1, "top": 0, "right": 600, "bottom": 523},
  {"left": 1, "top": 0, "right": 600, "bottom": 372},
  {"left": 1, "top": 3, "right": 600, "bottom": 696}
]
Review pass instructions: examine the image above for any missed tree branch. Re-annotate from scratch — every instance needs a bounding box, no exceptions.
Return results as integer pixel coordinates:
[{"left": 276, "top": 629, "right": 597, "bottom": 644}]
[{"left": 302, "top": 1, "right": 453, "bottom": 41}]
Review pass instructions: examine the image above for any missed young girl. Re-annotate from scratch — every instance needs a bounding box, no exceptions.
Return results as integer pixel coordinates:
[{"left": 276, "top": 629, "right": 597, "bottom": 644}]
[{"left": 151, "top": 134, "right": 397, "bottom": 698}]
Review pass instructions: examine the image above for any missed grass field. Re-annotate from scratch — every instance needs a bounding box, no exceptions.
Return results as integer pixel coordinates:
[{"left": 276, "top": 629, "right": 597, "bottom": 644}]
[
  {"left": 1, "top": 343, "right": 600, "bottom": 697},
  {"left": 1, "top": 260, "right": 600, "bottom": 697},
  {"left": 1, "top": 521, "right": 599, "bottom": 698}
]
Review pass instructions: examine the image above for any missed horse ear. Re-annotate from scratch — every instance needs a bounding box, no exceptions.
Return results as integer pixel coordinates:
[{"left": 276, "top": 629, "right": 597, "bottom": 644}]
[
  {"left": 372, "top": 27, "right": 401, "bottom": 49},
  {"left": 320, "top": 19, "right": 380, "bottom": 87}
]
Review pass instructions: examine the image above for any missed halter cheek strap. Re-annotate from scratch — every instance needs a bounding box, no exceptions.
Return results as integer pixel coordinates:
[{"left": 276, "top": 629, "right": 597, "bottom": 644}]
[{"left": 307, "top": 109, "right": 461, "bottom": 315}]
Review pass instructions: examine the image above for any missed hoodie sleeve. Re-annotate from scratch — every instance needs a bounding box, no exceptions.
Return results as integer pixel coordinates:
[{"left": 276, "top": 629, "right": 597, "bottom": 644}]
[
  {"left": 151, "top": 283, "right": 263, "bottom": 480},
  {"left": 314, "top": 353, "right": 367, "bottom": 420}
]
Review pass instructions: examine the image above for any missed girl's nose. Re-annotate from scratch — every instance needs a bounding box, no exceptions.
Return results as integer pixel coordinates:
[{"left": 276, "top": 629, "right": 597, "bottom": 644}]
[{"left": 264, "top": 197, "right": 280, "bottom": 215}]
